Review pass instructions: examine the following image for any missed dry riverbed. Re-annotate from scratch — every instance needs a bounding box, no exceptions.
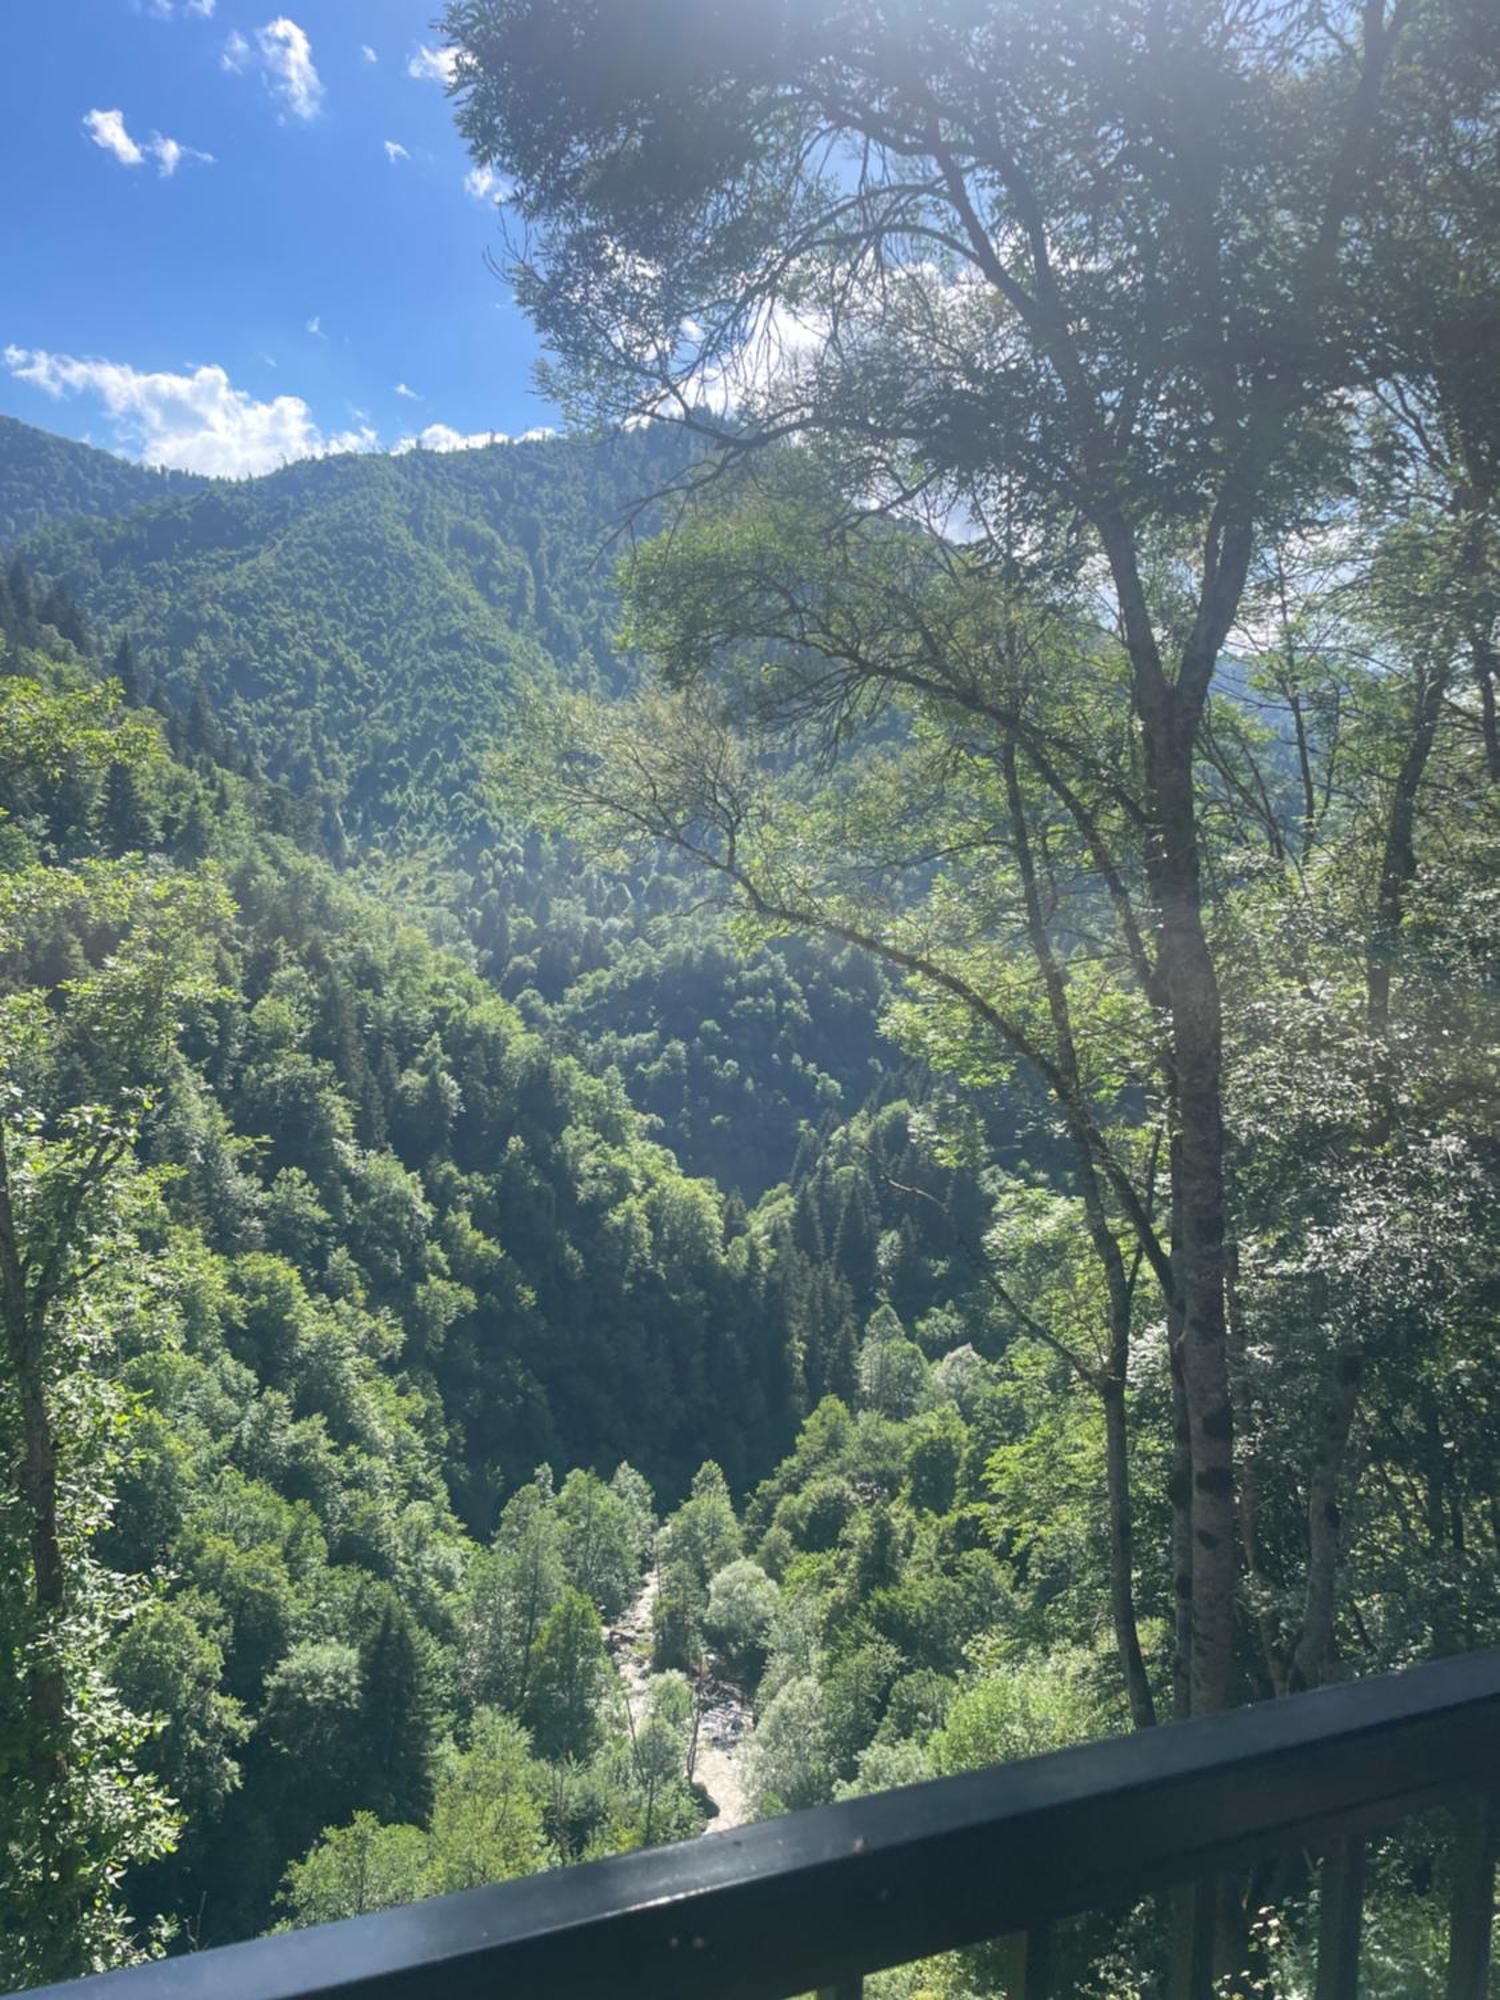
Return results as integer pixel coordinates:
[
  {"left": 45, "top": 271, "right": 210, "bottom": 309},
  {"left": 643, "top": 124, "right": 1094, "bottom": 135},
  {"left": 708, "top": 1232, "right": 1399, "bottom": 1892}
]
[{"left": 609, "top": 1569, "right": 752, "bottom": 1834}]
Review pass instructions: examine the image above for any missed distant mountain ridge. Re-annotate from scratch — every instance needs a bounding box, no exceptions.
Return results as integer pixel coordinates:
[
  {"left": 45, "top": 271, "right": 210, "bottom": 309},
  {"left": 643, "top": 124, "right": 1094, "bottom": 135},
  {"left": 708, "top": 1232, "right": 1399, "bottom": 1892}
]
[
  {"left": 0, "top": 413, "right": 206, "bottom": 545},
  {"left": 5, "top": 417, "right": 690, "bottom": 843}
]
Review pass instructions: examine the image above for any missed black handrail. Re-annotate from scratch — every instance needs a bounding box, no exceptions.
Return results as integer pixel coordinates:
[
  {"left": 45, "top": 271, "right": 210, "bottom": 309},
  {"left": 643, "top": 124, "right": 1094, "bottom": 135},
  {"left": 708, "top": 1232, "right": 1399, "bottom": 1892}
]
[{"left": 21, "top": 1648, "right": 1500, "bottom": 2000}]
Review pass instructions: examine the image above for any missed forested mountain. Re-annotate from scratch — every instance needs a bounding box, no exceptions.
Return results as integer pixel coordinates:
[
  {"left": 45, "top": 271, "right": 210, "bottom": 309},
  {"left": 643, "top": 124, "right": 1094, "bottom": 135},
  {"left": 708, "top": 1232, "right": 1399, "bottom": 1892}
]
[
  {"left": 4, "top": 415, "right": 893, "bottom": 1196},
  {"left": 4, "top": 0, "right": 1500, "bottom": 1988},
  {"left": 0, "top": 416, "right": 203, "bottom": 547},
  {"left": 11, "top": 421, "right": 690, "bottom": 842},
  {"left": 6, "top": 358, "right": 1497, "bottom": 1992},
  {"left": 0, "top": 493, "right": 1003, "bottom": 1976}
]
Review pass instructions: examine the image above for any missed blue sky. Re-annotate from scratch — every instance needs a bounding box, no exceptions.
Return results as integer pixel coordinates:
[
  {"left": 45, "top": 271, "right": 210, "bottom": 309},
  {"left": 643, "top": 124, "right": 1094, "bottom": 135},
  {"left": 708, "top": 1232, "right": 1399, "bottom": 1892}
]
[{"left": 0, "top": 0, "right": 555, "bottom": 474}]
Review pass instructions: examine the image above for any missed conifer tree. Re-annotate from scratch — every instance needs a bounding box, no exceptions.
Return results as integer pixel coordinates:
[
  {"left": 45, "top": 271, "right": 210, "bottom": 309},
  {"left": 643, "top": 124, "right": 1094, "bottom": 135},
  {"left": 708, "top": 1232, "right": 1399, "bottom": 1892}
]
[
  {"left": 357, "top": 1597, "right": 437, "bottom": 1828},
  {"left": 112, "top": 635, "right": 149, "bottom": 708},
  {"left": 101, "top": 757, "right": 156, "bottom": 857}
]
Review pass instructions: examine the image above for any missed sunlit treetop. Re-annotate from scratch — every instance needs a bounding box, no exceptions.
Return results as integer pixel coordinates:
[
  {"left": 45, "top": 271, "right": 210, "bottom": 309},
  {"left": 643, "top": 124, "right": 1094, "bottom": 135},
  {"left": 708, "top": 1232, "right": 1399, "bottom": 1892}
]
[{"left": 445, "top": 0, "right": 1499, "bottom": 565}]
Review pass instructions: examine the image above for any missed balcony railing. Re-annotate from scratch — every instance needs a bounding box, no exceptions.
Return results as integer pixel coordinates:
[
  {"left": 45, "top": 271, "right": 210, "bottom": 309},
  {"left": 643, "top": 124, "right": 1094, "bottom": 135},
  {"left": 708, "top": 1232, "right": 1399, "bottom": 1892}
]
[{"left": 19, "top": 1648, "right": 1500, "bottom": 2000}]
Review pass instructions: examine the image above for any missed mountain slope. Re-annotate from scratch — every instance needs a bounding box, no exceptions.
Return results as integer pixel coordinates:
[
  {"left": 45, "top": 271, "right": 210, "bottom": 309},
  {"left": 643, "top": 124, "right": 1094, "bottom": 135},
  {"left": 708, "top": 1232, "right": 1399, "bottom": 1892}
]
[
  {"left": 0, "top": 420, "right": 901, "bottom": 1198},
  {"left": 14, "top": 423, "right": 690, "bottom": 840},
  {"left": 0, "top": 413, "right": 205, "bottom": 545}
]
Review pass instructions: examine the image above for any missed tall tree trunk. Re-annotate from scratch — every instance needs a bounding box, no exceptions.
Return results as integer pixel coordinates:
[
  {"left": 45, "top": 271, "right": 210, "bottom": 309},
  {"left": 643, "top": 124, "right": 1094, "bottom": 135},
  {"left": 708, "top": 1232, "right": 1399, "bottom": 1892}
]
[
  {"left": 1101, "top": 1370, "right": 1157, "bottom": 1730},
  {"left": 1150, "top": 721, "right": 1237, "bottom": 1717},
  {"left": 1473, "top": 632, "right": 1499, "bottom": 786},
  {"left": 1002, "top": 744, "right": 1157, "bottom": 1728},
  {"left": 1226, "top": 1244, "right": 1289, "bottom": 1699},
  {"left": 1167, "top": 1219, "right": 1195, "bottom": 1722},
  {"left": 1287, "top": 1348, "right": 1363, "bottom": 1692},
  {"left": 1367, "top": 662, "right": 1448, "bottom": 1031}
]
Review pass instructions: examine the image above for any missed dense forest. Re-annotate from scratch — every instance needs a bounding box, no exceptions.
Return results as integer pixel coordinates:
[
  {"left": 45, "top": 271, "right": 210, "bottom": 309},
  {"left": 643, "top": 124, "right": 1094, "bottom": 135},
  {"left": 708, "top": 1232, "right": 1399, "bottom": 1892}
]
[
  {"left": 0, "top": 429, "right": 1011, "bottom": 1983},
  {"left": 3, "top": 0, "right": 1500, "bottom": 1993}
]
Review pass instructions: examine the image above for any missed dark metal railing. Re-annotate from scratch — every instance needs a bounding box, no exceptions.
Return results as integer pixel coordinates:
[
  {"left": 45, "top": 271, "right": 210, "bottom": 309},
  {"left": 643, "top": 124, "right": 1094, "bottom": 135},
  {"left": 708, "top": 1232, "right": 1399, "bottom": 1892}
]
[{"left": 22, "top": 1649, "right": 1500, "bottom": 2000}]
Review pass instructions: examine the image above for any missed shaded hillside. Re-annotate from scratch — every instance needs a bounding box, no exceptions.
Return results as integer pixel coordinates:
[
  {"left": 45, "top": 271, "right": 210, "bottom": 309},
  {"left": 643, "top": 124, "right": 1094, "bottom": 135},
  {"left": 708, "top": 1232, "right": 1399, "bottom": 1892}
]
[{"left": 0, "top": 413, "right": 204, "bottom": 545}]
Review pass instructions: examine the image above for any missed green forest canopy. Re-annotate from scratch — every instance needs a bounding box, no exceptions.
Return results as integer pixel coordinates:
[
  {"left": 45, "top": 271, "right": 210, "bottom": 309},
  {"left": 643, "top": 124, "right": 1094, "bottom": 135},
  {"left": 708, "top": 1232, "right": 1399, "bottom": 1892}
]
[{"left": 2, "top": 0, "right": 1499, "bottom": 1987}]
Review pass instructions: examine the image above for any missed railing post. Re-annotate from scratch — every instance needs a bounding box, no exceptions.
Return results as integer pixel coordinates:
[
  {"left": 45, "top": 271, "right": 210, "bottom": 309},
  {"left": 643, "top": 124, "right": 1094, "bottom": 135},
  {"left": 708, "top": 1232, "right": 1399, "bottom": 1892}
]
[
  {"left": 1168, "top": 1879, "right": 1217, "bottom": 2000},
  {"left": 999, "top": 1924, "right": 1055, "bottom": 1999},
  {"left": 1315, "top": 1836, "right": 1365, "bottom": 2000},
  {"left": 1023, "top": 1924, "right": 1055, "bottom": 1998},
  {"left": 1446, "top": 1795, "right": 1496, "bottom": 2000}
]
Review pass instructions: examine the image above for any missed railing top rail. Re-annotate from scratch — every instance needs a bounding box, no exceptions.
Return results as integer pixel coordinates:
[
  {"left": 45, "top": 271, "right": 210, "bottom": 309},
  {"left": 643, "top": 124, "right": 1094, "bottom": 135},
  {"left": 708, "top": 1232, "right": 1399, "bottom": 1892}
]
[{"left": 23, "top": 1648, "right": 1500, "bottom": 2000}]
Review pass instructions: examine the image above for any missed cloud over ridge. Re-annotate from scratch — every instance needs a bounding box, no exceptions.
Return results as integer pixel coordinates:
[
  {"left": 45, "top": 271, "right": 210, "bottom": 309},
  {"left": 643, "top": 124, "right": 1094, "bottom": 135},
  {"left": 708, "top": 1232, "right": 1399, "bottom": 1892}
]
[{"left": 4, "top": 346, "right": 375, "bottom": 476}]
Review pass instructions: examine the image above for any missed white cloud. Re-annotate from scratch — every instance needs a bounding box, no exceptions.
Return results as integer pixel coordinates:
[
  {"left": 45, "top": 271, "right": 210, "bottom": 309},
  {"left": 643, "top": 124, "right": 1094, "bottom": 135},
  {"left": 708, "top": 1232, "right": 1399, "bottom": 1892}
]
[
  {"left": 260, "top": 17, "right": 323, "bottom": 118},
  {"left": 464, "top": 164, "right": 510, "bottom": 203},
  {"left": 85, "top": 109, "right": 144, "bottom": 167},
  {"left": 151, "top": 134, "right": 215, "bottom": 176},
  {"left": 394, "top": 382, "right": 420, "bottom": 400},
  {"left": 672, "top": 299, "right": 829, "bottom": 418},
  {"left": 147, "top": 0, "right": 216, "bottom": 16},
  {"left": 85, "top": 108, "right": 213, "bottom": 176},
  {"left": 393, "top": 423, "right": 555, "bottom": 454},
  {"left": 3, "top": 346, "right": 376, "bottom": 477},
  {"left": 384, "top": 140, "right": 409, "bottom": 163},
  {"left": 306, "top": 314, "right": 324, "bottom": 337},
  {"left": 393, "top": 423, "right": 503, "bottom": 454},
  {"left": 361, "top": 44, "right": 377, "bottom": 63},
  {"left": 4, "top": 344, "right": 563, "bottom": 474},
  {"left": 225, "top": 18, "right": 323, "bottom": 120},
  {"left": 407, "top": 44, "right": 458, "bottom": 84}
]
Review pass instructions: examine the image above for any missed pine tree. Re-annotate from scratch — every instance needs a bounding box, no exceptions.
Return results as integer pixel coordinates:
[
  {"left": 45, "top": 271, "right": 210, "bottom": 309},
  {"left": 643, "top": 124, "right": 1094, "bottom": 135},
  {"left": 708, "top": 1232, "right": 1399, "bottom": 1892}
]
[
  {"left": 6, "top": 559, "right": 36, "bottom": 642},
  {"left": 186, "top": 678, "right": 220, "bottom": 760},
  {"left": 39, "top": 582, "right": 87, "bottom": 654},
  {"left": 173, "top": 793, "right": 215, "bottom": 865},
  {"left": 112, "top": 635, "right": 150, "bottom": 707},
  {"left": 101, "top": 759, "right": 155, "bottom": 857},
  {"left": 45, "top": 761, "right": 98, "bottom": 857},
  {"left": 832, "top": 1174, "right": 881, "bottom": 1305},
  {"left": 792, "top": 1180, "right": 826, "bottom": 1261},
  {"left": 357, "top": 1597, "right": 437, "bottom": 1827}
]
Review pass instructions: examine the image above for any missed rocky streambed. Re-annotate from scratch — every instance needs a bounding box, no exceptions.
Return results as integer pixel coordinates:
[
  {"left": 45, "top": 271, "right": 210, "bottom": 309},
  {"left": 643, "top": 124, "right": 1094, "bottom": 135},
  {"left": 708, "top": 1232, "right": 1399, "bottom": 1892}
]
[{"left": 609, "top": 1569, "right": 753, "bottom": 1835}]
